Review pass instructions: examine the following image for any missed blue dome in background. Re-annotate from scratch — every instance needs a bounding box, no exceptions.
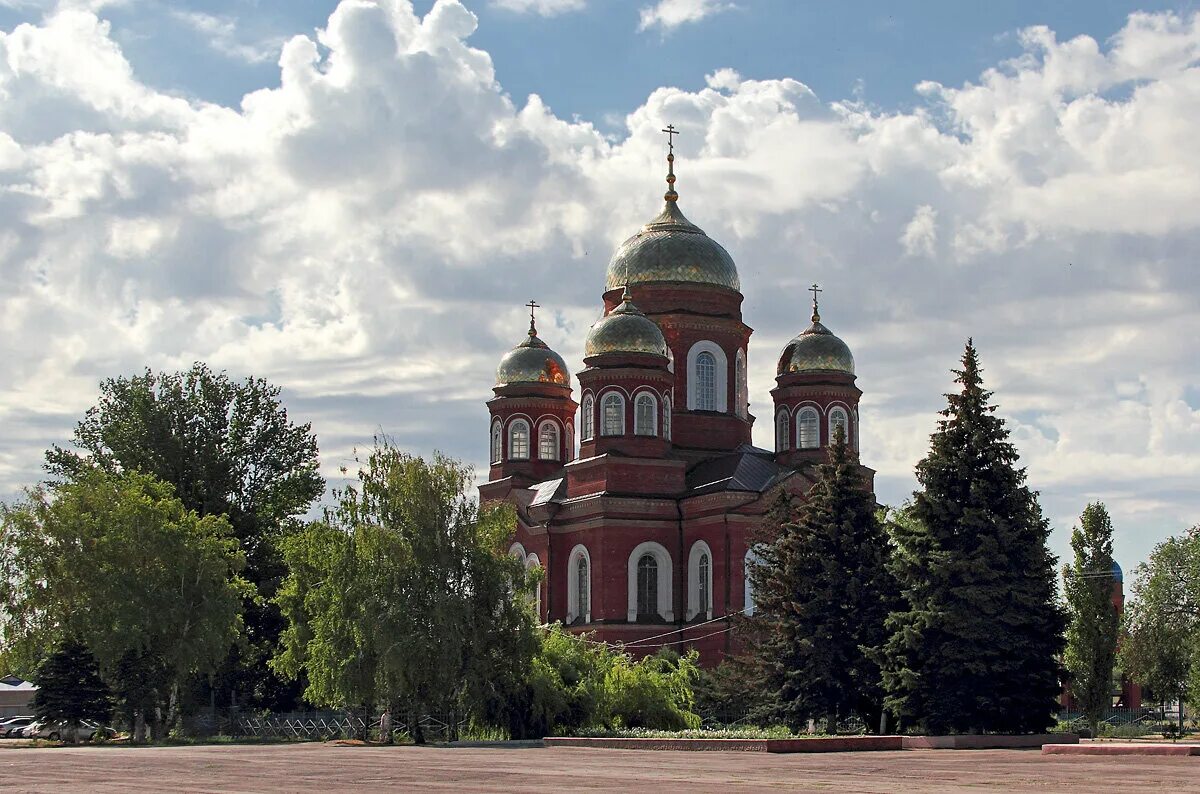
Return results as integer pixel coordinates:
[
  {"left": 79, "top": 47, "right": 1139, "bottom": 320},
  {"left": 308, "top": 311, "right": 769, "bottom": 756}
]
[{"left": 1112, "top": 560, "right": 1123, "bottom": 583}]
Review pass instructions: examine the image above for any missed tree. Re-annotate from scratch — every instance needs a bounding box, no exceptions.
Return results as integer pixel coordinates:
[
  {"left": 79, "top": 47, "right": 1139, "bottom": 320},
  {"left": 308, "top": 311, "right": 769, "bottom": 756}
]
[
  {"left": 45, "top": 363, "right": 323, "bottom": 710},
  {"left": 273, "top": 441, "right": 538, "bottom": 743},
  {"left": 0, "top": 469, "right": 251, "bottom": 739},
  {"left": 31, "top": 637, "right": 112, "bottom": 742},
  {"left": 749, "top": 427, "right": 896, "bottom": 733},
  {"left": 1062, "top": 502, "right": 1119, "bottom": 734},
  {"left": 1120, "top": 526, "right": 1200, "bottom": 729},
  {"left": 882, "top": 340, "right": 1066, "bottom": 734}
]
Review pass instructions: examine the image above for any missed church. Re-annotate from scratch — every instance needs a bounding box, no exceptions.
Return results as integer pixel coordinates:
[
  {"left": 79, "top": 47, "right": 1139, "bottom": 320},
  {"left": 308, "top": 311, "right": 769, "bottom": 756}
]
[{"left": 478, "top": 130, "right": 875, "bottom": 665}]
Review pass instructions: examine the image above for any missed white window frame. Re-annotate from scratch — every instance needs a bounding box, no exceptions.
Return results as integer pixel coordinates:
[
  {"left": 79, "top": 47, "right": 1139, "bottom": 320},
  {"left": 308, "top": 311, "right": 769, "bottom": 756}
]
[
  {"left": 490, "top": 419, "right": 502, "bottom": 463},
  {"left": 508, "top": 418, "right": 531, "bottom": 460},
  {"left": 662, "top": 392, "right": 672, "bottom": 441},
  {"left": 775, "top": 409, "right": 790, "bottom": 452},
  {"left": 686, "top": 341, "right": 728, "bottom": 413},
  {"left": 797, "top": 406, "right": 819, "bottom": 449},
  {"left": 634, "top": 391, "right": 658, "bottom": 436},
  {"left": 601, "top": 391, "right": 625, "bottom": 436},
  {"left": 744, "top": 547, "right": 762, "bottom": 616},
  {"left": 566, "top": 544, "right": 591, "bottom": 624},
  {"left": 735, "top": 349, "right": 747, "bottom": 419},
  {"left": 626, "top": 541, "right": 673, "bottom": 622},
  {"left": 537, "top": 419, "right": 560, "bottom": 461},
  {"left": 687, "top": 540, "right": 714, "bottom": 621},
  {"left": 565, "top": 422, "right": 574, "bottom": 461},
  {"left": 526, "top": 553, "right": 542, "bottom": 619},
  {"left": 829, "top": 406, "right": 849, "bottom": 446},
  {"left": 580, "top": 393, "right": 595, "bottom": 441}
]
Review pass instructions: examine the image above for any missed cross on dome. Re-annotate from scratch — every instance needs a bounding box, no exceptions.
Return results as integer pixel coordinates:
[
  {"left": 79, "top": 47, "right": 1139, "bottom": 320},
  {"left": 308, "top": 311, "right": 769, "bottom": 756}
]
[
  {"left": 525, "top": 299, "right": 540, "bottom": 335},
  {"left": 661, "top": 124, "right": 680, "bottom": 202},
  {"left": 809, "top": 283, "right": 822, "bottom": 323}
]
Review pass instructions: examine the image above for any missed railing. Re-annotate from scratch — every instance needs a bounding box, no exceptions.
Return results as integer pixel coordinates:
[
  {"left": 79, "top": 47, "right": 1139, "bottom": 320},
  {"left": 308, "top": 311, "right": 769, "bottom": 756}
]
[{"left": 182, "top": 711, "right": 468, "bottom": 742}]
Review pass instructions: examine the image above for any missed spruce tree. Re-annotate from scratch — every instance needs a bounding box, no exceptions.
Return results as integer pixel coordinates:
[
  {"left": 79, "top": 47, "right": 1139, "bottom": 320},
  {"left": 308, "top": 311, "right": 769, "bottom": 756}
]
[
  {"left": 883, "top": 340, "right": 1065, "bottom": 734},
  {"left": 1063, "top": 502, "right": 1119, "bottom": 736},
  {"left": 751, "top": 427, "right": 896, "bottom": 733},
  {"left": 32, "top": 637, "right": 112, "bottom": 742}
]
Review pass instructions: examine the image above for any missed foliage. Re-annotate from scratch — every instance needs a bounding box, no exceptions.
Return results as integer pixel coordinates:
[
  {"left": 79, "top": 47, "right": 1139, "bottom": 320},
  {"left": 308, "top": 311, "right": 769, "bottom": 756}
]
[
  {"left": 748, "top": 427, "right": 896, "bottom": 733},
  {"left": 272, "top": 441, "right": 538, "bottom": 743},
  {"left": 882, "top": 340, "right": 1066, "bottom": 734},
  {"left": 32, "top": 637, "right": 112, "bottom": 739},
  {"left": 0, "top": 469, "right": 250, "bottom": 737},
  {"left": 1062, "top": 502, "right": 1120, "bottom": 735},
  {"left": 579, "top": 726, "right": 796, "bottom": 739},
  {"left": 45, "top": 362, "right": 324, "bottom": 710},
  {"left": 1120, "top": 526, "right": 1200, "bottom": 710},
  {"left": 693, "top": 656, "right": 776, "bottom": 727}
]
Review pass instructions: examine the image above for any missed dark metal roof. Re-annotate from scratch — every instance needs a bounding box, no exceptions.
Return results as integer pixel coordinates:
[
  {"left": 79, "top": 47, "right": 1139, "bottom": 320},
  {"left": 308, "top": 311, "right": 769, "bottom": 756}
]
[
  {"left": 529, "top": 478, "right": 566, "bottom": 507},
  {"left": 685, "top": 446, "right": 790, "bottom": 496}
]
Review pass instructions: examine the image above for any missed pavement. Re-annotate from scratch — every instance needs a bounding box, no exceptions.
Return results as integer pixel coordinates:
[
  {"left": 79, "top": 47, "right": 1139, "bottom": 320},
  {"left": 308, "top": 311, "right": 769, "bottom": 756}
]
[{"left": 2, "top": 741, "right": 1198, "bottom": 792}]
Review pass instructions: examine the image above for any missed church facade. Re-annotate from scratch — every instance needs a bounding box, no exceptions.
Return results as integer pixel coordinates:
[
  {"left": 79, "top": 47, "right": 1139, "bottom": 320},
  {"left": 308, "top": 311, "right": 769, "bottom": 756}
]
[{"left": 479, "top": 139, "right": 875, "bottom": 665}]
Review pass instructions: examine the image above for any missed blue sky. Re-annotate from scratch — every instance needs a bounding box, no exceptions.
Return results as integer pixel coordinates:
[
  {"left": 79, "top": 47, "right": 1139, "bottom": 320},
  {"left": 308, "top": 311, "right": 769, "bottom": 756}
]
[{"left": 1, "top": 0, "right": 1198, "bottom": 575}]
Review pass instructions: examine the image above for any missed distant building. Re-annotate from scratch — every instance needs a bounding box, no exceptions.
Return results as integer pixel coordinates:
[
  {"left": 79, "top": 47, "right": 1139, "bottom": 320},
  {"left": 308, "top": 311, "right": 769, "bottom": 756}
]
[
  {"left": 0, "top": 675, "right": 37, "bottom": 717},
  {"left": 479, "top": 137, "right": 874, "bottom": 665},
  {"left": 1060, "top": 561, "right": 1142, "bottom": 712}
]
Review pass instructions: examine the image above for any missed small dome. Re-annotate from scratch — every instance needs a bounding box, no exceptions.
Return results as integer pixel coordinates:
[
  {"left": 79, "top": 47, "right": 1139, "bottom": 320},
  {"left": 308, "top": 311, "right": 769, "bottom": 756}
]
[
  {"left": 585, "top": 290, "right": 669, "bottom": 358},
  {"left": 1112, "top": 561, "right": 1123, "bottom": 583},
  {"left": 778, "top": 313, "right": 855, "bottom": 376},
  {"left": 496, "top": 327, "right": 571, "bottom": 387}
]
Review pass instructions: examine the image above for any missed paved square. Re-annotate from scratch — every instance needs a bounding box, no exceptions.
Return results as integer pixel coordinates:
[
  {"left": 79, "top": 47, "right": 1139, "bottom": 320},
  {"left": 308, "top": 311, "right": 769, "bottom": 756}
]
[{"left": 2, "top": 742, "right": 1197, "bottom": 792}]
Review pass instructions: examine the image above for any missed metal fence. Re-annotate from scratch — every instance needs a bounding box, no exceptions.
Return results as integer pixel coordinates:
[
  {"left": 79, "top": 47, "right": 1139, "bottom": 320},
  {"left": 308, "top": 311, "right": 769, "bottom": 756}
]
[{"left": 182, "top": 711, "right": 468, "bottom": 742}]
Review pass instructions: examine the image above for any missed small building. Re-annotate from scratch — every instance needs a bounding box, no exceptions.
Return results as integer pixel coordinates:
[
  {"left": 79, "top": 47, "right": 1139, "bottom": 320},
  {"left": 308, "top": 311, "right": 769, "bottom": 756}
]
[{"left": 0, "top": 676, "right": 37, "bottom": 718}]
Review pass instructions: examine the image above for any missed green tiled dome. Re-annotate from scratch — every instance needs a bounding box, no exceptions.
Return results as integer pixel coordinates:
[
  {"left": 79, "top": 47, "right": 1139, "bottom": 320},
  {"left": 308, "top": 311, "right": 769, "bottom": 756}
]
[
  {"left": 606, "top": 201, "right": 740, "bottom": 292},
  {"left": 585, "top": 291, "right": 668, "bottom": 358},
  {"left": 778, "top": 319, "right": 855, "bottom": 376},
  {"left": 496, "top": 329, "right": 571, "bottom": 387}
]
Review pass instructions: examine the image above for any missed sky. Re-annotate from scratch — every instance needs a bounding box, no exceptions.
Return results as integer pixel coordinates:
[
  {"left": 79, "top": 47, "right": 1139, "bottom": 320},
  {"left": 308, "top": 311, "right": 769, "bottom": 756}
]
[{"left": 1, "top": 0, "right": 1198, "bottom": 575}]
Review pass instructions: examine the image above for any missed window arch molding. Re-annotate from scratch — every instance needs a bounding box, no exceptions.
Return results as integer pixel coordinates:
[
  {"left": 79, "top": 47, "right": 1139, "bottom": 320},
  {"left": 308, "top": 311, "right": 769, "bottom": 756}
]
[
  {"left": 662, "top": 391, "right": 672, "bottom": 441},
  {"left": 735, "top": 349, "right": 748, "bottom": 419},
  {"left": 744, "top": 547, "right": 763, "bottom": 616},
  {"left": 508, "top": 542, "right": 527, "bottom": 561},
  {"left": 566, "top": 544, "right": 592, "bottom": 624},
  {"left": 687, "top": 540, "right": 714, "bottom": 621},
  {"left": 525, "top": 552, "right": 543, "bottom": 619},
  {"left": 490, "top": 419, "right": 503, "bottom": 463},
  {"left": 685, "top": 341, "right": 729, "bottom": 413},
  {"left": 633, "top": 389, "right": 658, "bottom": 436},
  {"left": 507, "top": 415, "right": 532, "bottom": 460},
  {"left": 580, "top": 392, "right": 595, "bottom": 441},
  {"left": 536, "top": 418, "right": 561, "bottom": 460},
  {"left": 775, "top": 408, "right": 790, "bottom": 452},
  {"left": 794, "top": 404, "right": 820, "bottom": 450},
  {"left": 626, "top": 541, "right": 673, "bottom": 622},
  {"left": 828, "top": 403, "right": 851, "bottom": 446},
  {"left": 599, "top": 389, "right": 627, "bottom": 436}
]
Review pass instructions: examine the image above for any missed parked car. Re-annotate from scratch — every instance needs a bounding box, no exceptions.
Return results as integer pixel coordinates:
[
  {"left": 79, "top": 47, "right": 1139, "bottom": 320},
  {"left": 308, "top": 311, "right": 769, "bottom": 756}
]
[
  {"left": 0, "top": 716, "right": 35, "bottom": 737},
  {"left": 23, "top": 719, "right": 115, "bottom": 742}
]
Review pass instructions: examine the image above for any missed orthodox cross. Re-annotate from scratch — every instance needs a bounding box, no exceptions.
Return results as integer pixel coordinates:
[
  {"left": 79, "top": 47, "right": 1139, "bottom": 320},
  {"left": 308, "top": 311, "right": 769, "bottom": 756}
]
[
  {"left": 526, "top": 299, "right": 540, "bottom": 334},
  {"left": 661, "top": 124, "right": 679, "bottom": 154},
  {"left": 809, "top": 283, "right": 822, "bottom": 322}
]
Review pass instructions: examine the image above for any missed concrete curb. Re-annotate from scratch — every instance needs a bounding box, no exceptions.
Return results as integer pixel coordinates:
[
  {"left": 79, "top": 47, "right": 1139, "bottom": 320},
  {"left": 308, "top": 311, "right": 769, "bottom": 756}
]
[
  {"left": 543, "top": 736, "right": 904, "bottom": 753},
  {"left": 1043, "top": 743, "right": 1200, "bottom": 756},
  {"left": 904, "top": 734, "right": 1077, "bottom": 750}
]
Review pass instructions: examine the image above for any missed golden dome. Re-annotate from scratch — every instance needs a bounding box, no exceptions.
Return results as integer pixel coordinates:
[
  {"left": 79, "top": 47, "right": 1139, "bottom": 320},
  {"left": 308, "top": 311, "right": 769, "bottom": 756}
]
[
  {"left": 606, "top": 201, "right": 740, "bottom": 292},
  {"left": 777, "top": 304, "right": 855, "bottom": 376},
  {"left": 496, "top": 328, "right": 571, "bottom": 387},
  {"left": 585, "top": 290, "right": 669, "bottom": 358}
]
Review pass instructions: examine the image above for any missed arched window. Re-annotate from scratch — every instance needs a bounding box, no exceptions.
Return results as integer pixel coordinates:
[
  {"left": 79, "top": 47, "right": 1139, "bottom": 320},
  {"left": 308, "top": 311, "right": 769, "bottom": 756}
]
[
  {"left": 830, "top": 407, "right": 848, "bottom": 446},
  {"left": 565, "top": 423, "right": 574, "bottom": 461},
  {"left": 581, "top": 394, "right": 595, "bottom": 441},
  {"left": 695, "top": 351, "right": 716, "bottom": 411},
  {"left": 636, "top": 555, "right": 658, "bottom": 620},
  {"left": 663, "top": 394, "right": 671, "bottom": 441},
  {"left": 775, "top": 410, "right": 790, "bottom": 452},
  {"left": 509, "top": 419, "right": 530, "bottom": 460},
  {"left": 490, "top": 420, "right": 502, "bottom": 463},
  {"left": 797, "top": 407, "right": 819, "bottom": 449},
  {"left": 744, "top": 548, "right": 761, "bottom": 616},
  {"left": 735, "top": 349, "right": 747, "bottom": 419},
  {"left": 538, "top": 421, "right": 559, "bottom": 460},
  {"left": 576, "top": 557, "right": 589, "bottom": 622},
  {"left": 688, "top": 541, "right": 714, "bottom": 620},
  {"left": 634, "top": 392, "right": 657, "bottom": 436},
  {"left": 601, "top": 392, "right": 624, "bottom": 436},
  {"left": 853, "top": 408, "right": 860, "bottom": 451},
  {"left": 525, "top": 554, "right": 542, "bottom": 618},
  {"left": 567, "top": 544, "right": 591, "bottom": 624}
]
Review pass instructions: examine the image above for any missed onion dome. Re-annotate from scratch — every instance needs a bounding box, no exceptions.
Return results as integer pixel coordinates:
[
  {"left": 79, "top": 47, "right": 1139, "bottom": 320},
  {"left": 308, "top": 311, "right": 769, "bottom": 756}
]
[
  {"left": 496, "top": 313, "right": 571, "bottom": 387},
  {"left": 605, "top": 145, "right": 740, "bottom": 292},
  {"left": 585, "top": 288, "right": 669, "bottom": 358},
  {"left": 1112, "top": 561, "right": 1123, "bottom": 583},
  {"left": 777, "top": 289, "right": 855, "bottom": 376}
]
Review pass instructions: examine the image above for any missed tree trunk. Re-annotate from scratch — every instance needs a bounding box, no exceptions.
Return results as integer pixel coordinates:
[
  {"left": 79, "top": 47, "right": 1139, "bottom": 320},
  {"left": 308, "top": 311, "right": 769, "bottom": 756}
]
[
  {"left": 134, "top": 709, "right": 147, "bottom": 743},
  {"left": 825, "top": 711, "right": 837, "bottom": 736},
  {"left": 165, "top": 683, "right": 180, "bottom": 737},
  {"left": 382, "top": 707, "right": 393, "bottom": 745}
]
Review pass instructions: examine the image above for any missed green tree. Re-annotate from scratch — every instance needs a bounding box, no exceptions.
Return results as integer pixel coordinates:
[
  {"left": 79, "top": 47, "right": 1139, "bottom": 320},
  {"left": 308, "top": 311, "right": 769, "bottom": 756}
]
[
  {"left": 882, "top": 340, "right": 1066, "bottom": 734},
  {"left": 1119, "top": 526, "right": 1200, "bottom": 729},
  {"left": 1062, "top": 502, "right": 1119, "bottom": 735},
  {"left": 273, "top": 441, "right": 537, "bottom": 743},
  {"left": 31, "top": 637, "right": 112, "bottom": 742},
  {"left": 0, "top": 469, "right": 251, "bottom": 739},
  {"left": 45, "top": 363, "right": 323, "bottom": 710},
  {"left": 749, "top": 427, "right": 895, "bottom": 733}
]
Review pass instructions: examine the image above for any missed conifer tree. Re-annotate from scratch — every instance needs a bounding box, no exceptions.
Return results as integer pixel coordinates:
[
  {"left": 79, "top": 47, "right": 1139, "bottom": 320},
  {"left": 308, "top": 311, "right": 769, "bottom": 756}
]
[
  {"left": 883, "top": 340, "right": 1065, "bottom": 734},
  {"left": 751, "top": 427, "right": 895, "bottom": 733},
  {"left": 32, "top": 637, "right": 112, "bottom": 742},
  {"left": 1063, "top": 502, "right": 1119, "bottom": 735}
]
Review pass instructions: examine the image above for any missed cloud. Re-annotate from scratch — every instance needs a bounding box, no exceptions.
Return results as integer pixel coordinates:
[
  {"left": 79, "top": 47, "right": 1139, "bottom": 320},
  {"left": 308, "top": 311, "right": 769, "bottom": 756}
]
[
  {"left": 1, "top": 2, "right": 1198, "bottom": 572},
  {"left": 491, "top": 0, "right": 586, "bottom": 16},
  {"left": 170, "top": 10, "right": 286, "bottom": 65},
  {"left": 638, "top": 0, "right": 734, "bottom": 33}
]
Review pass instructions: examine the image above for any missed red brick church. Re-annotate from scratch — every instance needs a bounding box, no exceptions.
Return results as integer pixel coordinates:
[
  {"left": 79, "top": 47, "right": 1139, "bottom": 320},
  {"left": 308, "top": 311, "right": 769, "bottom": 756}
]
[{"left": 479, "top": 134, "right": 875, "bottom": 665}]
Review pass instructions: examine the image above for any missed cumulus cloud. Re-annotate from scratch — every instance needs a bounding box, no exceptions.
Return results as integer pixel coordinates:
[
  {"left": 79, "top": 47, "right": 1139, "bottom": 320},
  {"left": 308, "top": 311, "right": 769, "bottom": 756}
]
[
  {"left": 638, "top": 0, "right": 733, "bottom": 33},
  {"left": 170, "top": 10, "right": 286, "bottom": 65},
  {"left": 1, "top": 1, "right": 1198, "bottom": 570},
  {"left": 491, "top": 0, "right": 586, "bottom": 16}
]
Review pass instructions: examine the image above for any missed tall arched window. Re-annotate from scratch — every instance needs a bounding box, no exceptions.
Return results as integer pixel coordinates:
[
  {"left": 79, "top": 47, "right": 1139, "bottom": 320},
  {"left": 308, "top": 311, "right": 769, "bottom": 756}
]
[
  {"left": 688, "top": 541, "right": 714, "bottom": 620},
  {"left": 699, "top": 553, "right": 710, "bottom": 617},
  {"left": 853, "top": 408, "right": 860, "bottom": 451},
  {"left": 798, "top": 407, "right": 819, "bottom": 449},
  {"left": 576, "top": 556, "right": 589, "bottom": 623},
  {"left": 695, "top": 351, "right": 716, "bottom": 411},
  {"left": 735, "top": 349, "right": 747, "bottom": 418},
  {"left": 526, "top": 554, "right": 542, "bottom": 618},
  {"left": 744, "top": 548, "right": 761, "bottom": 616},
  {"left": 567, "top": 544, "right": 591, "bottom": 624},
  {"left": 636, "top": 554, "right": 658, "bottom": 620},
  {"left": 565, "top": 424, "right": 574, "bottom": 461},
  {"left": 634, "top": 392, "right": 657, "bottom": 436},
  {"left": 601, "top": 392, "right": 624, "bottom": 436},
  {"left": 581, "top": 394, "right": 594, "bottom": 441},
  {"left": 490, "top": 420, "right": 502, "bottom": 463},
  {"left": 509, "top": 419, "right": 530, "bottom": 460},
  {"left": 538, "top": 421, "right": 559, "bottom": 460},
  {"left": 775, "top": 410, "right": 790, "bottom": 452},
  {"left": 663, "top": 394, "right": 671, "bottom": 441},
  {"left": 830, "top": 407, "right": 848, "bottom": 445}
]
